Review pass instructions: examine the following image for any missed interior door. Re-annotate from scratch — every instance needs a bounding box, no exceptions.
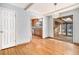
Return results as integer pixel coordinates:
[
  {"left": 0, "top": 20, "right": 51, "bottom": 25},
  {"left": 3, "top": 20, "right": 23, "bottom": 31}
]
[
  {"left": 1, "top": 7, "right": 15, "bottom": 49},
  {"left": 0, "top": 8, "right": 2, "bottom": 50}
]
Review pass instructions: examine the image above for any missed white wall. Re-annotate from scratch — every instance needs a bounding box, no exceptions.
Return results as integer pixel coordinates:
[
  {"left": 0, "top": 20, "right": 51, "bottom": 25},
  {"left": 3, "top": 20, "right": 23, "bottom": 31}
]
[
  {"left": 43, "top": 16, "right": 54, "bottom": 38},
  {"left": 60, "top": 10, "right": 74, "bottom": 17},
  {"left": 73, "top": 8, "right": 79, "bottom": 43},
  {"left": 47, "top": 16, "right": 54, "bottom": 37},
  {"left": 43, "top": 16, "right": 49, "bottom": 38},
  {"left": 15, "top": 10, "right": 32, "bottom": 45}
]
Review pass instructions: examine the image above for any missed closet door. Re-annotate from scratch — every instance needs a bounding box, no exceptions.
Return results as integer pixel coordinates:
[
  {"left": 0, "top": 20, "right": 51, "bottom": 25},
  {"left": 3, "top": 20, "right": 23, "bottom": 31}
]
[
  {"left": 1, "top": 7, "right": 15, "bottom": 49},
  {"left": 0, "top": 7, "right": 2, "bottom": 50}
]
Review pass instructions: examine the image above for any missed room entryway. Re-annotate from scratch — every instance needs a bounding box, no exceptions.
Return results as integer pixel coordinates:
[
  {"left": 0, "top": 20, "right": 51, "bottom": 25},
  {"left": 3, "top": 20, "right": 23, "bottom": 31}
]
[
  {"left": 32, "top": 18, "right": 43, "bottom": 38},
  {"left": 54, "top": 15, "right": 73, "bottom": 43}
]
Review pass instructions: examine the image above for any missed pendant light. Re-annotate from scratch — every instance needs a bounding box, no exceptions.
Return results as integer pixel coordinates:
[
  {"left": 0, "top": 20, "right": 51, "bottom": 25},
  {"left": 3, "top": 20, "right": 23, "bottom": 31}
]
[{"left": 54, "top": 3, "right": 57, "bottom": 18}]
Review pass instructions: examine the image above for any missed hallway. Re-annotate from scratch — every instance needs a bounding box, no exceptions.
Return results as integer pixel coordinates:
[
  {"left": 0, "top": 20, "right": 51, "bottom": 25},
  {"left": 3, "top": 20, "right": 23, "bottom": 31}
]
[{"left": 0, "top": 36, "right": 79, "bottom": 55}]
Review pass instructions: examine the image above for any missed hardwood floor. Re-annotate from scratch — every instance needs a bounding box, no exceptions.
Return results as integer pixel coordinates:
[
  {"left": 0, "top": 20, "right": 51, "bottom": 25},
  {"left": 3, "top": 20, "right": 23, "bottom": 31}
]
[
  {"left": 54, "top": 34, "right": 73, "bottom": 43},
  {"left": 0, "top": 36, "right": 79, "bottom": 55}
]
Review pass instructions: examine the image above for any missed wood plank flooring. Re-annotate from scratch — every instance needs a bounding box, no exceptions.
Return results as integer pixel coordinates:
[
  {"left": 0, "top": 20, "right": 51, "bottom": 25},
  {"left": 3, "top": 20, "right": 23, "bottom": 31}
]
[{"left": 0, "top": 36, "right": 79, "bottom": 55}]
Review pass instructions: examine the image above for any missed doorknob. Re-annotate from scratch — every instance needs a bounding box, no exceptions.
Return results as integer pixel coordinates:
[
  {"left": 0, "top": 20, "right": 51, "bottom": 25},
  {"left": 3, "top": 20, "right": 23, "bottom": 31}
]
[{"left": 0, "top": 31, "right": 3, "bottom": 33}]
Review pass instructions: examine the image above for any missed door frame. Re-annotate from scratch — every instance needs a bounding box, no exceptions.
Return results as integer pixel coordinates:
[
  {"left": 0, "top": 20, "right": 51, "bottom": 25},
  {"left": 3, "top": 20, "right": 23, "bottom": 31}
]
[{"left": 53, "top": 15, "right": 73, "bottom": 43}]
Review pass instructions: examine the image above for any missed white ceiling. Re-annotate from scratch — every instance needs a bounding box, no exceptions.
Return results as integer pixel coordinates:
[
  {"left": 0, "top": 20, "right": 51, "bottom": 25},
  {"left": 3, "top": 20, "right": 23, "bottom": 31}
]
[
  {"left": 27, "top": 3, "right": 77, "bottom": 14},
  {"left": 10, "top": 3, "right": 29, "bottom": 8},
  {"left": 9, "top": 3, "right": 78, "bottom": 15}
]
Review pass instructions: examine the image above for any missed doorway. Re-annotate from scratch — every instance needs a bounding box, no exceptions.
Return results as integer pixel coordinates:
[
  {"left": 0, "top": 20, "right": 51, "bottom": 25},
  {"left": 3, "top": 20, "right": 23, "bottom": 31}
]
[
  {"left": 32, "top": 18, "right": 43, "bottom": 39},
  {"left": 54, "top": 15, "right": 73, "bottom": 43}
]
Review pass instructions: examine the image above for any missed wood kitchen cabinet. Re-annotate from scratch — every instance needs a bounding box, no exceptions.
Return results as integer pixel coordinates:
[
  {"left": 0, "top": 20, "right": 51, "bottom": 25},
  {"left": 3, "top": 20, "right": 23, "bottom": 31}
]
[
  {"left": 32, "top": 18, "right": 43, "bottom": 38},
  {"left": 34, "top": 28, "right": 42, "bottom": 37}
]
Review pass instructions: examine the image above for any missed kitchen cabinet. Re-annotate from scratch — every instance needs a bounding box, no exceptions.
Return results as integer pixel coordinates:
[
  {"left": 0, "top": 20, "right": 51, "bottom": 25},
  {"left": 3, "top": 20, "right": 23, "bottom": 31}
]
[{"left": 34, "top": 28, "right": 42, "bottom": 37}]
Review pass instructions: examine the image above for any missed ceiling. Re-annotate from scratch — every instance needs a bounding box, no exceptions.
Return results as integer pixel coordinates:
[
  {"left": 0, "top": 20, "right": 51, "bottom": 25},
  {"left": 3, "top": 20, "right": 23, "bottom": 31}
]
[
  {"left": 10, "top": 3, "right": 78, "bottom": 15},
  {"left": 10, "top": 3, "right": 29, "bottom": 8}
]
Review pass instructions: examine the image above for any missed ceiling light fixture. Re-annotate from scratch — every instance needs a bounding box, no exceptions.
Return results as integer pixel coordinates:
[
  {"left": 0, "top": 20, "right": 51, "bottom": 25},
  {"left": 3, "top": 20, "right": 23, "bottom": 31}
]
[{"left": 54, "top": 3, "right": 57, "bottom": 18}]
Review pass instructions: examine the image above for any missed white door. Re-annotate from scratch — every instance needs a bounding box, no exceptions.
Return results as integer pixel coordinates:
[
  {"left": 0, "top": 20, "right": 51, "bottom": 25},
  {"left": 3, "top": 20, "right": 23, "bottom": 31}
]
[
  {"left": 0, "top": 8, "right": 2, "bottom": 50},
  {"left": 1, "top": 7, "right": 15, "bottom": 49}
]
